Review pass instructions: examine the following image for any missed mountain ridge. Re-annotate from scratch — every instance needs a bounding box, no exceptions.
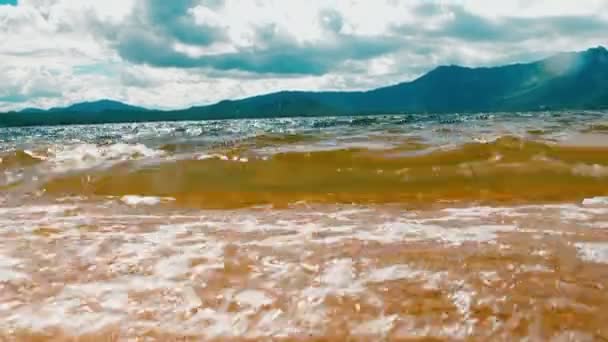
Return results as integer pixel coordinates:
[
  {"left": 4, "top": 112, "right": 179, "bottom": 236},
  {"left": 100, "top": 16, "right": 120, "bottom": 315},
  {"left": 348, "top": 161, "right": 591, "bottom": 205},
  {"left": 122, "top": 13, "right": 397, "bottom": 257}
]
[
  {"left": 2, "top": 46, "right": 608, "bottom": 127},
  {"left": 21, "top": 99, "right": 148, "bottom": 114}
]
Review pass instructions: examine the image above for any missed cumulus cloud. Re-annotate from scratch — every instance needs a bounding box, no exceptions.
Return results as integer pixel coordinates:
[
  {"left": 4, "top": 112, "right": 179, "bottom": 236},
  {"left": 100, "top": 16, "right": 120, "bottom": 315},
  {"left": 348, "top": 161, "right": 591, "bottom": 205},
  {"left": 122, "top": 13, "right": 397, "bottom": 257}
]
[
  {"left": 319, "top": 9, "right": 343, "bottom": 33},
  {"left": 394, "top": 3, "right": 608, "bottom": 43},
  {"left": 100, "top": 0, "right": 403, "bottom": 75},
  {"left": 115, "top": 27, "right": 402, "bottom": 75},
  {"left": 0, "top": 66, "right": 62, "bottom": 103},
  {"left": 0, "top": 0, "right": 607, "bottom": 111},
  {"left": 104, "top": 0, "right": 226, "bottom": 48}
]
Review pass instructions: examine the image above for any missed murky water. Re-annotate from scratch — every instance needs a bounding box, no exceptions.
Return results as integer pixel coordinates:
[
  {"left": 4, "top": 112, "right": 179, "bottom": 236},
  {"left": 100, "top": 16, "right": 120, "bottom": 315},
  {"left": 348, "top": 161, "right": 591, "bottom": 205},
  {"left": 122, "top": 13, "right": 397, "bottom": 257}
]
[{"left": 1, "top": 112, "right": 608, "bottom": 340}]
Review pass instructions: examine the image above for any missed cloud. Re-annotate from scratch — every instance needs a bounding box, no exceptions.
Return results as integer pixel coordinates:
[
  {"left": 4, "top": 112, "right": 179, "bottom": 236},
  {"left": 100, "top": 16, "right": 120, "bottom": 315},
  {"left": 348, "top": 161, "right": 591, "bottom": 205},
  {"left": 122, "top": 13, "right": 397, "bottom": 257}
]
[
  {"left": 93, "top": 0, "right": 228, "bottom": 65},
  {"left": 140, "top": 0, "right": 225, "bottom": 46},
  {"left": 115, "top": 24, "right": 402, "bottom": 75},
  {"left": 395, "top": 3, "right": 608, "bottom": 43},
  {"left": 1, "top": 0, "right": 608, "bottom": 111},
  {"left": 101, "top": 0, "right": 403, "bottom": 75},
  {"left": 0, "top": 65, "right": 63, "bottom": 104},
  {"left": 103, "top": 0, "right": 608, "bottom": 76},
  {"left": 319, "top": 9, "right": 343, "bottom": 33}
]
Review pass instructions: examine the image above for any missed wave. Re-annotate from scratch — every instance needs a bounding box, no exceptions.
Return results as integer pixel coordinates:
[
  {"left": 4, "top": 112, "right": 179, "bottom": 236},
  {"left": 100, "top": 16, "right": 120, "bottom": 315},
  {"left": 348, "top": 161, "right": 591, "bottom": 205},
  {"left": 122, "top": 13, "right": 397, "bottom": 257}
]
[
  {"left": 582, "top": 122, "right": 608, "bottom": 133},
  {"left": 48, "top": 143, "right": 165, "bottom": 172},
  {"left": 0, "top": 143, "right": 167, "bottom": 189},
  {"left": 36, "top": 136, "right": 608, "bottom": 209},
  {"left": 311, "top": 118, "right": 350, "bottom": 128},
  {"left": 0, "top": 150, "right": 45, "bottom": 170}
]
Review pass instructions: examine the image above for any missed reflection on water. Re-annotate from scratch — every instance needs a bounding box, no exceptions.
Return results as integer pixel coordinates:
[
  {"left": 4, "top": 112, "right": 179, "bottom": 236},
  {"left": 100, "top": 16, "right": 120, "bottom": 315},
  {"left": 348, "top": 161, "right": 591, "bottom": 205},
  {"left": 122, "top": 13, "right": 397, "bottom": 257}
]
[{"left": 1, "top": 112, "right": 608, "bottom": 340}]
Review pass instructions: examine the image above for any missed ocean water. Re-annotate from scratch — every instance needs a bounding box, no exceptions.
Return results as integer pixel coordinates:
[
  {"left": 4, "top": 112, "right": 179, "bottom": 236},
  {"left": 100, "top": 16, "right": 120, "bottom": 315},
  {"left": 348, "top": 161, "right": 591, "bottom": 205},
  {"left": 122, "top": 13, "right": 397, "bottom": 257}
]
[{"left": 1, "top": 112, "right": 608, "bottom": 340}]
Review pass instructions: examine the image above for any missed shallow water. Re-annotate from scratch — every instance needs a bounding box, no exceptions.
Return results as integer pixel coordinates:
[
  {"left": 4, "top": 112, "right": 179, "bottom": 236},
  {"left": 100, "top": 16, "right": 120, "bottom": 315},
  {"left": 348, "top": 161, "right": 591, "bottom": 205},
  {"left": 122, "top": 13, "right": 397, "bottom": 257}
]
[{"left": 1, "top": 112, "right": 608, "bottom": 340}]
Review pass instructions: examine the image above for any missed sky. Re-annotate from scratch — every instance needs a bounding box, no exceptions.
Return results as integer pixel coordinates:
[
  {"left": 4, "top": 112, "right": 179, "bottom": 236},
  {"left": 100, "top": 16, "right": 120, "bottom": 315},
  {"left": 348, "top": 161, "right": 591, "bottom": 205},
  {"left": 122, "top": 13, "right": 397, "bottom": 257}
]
[{"left": 0, "top": 0, "right": 607, "bottom": 111}]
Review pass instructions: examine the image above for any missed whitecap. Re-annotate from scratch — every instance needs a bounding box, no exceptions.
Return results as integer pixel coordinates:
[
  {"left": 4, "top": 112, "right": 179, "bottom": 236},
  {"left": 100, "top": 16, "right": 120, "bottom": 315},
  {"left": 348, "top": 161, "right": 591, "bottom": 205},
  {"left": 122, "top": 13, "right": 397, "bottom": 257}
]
[
  {"left": 575, "top": 242, "right": 608, "bottom": 264},
  {"left": 48, "top": 143, "right": 165, "bottom": 172},
  {"left": 582, "top": 197, "right": 608, "bottom": 206},
  {"left": 121, "top": 195, "right": 174, "bottom": 206}
]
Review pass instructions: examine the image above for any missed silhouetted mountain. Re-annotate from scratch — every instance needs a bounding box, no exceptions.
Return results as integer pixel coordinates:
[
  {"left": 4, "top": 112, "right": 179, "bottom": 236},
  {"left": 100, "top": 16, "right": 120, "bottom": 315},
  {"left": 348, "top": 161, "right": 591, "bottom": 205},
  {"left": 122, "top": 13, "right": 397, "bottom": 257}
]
[
  {"left": 166, "top": 46, "right": 608, "bottom": 118},
  {"left": 19, "top": 108, "right": 46, "bottom": 113},
  {"left": 2, "top": 46, "right": 608, "bottom": 127},
  {"left": 20, "top": 100, "right": 147, "bottom": 114}
]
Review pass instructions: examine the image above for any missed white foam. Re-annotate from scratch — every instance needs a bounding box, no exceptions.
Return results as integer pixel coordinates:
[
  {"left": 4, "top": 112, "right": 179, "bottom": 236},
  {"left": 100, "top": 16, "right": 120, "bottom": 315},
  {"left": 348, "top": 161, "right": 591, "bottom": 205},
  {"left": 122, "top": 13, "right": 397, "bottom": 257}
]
[
  {"left": 154, "top": 254, "right": 192, "bottom": 279},
  {"left": 450, "top": 287, "right": 473, "bottom": 317},
  {"left": 77, "top": 241, "right": 101, "bottom": 262},
  {"left": 5, "top": 290, "right": 124, "bottom": 334},
  {"left": 572, "top": 164, "right": 608, "bottom": 178},
  {"left": 197, "top": 153, "right": 227, "bottom": 160},
  {"left": 393, "top": 320, "right": 473, "bottom": 340},
  {"left": 187, "top": 308, "right": 250, "bottom": 338},
  {"left": 386, "top": 222, "right": 517, "bottom": 246},
  {"left": 365, "top": 265, "right": 425, "bottom": 283},
  {"left": 0, "top": 255, "right": 27, "bottom": 283},
  {"left": 351, "top": 315, "right": 397, "bottom": 336},
  {"left": 0, "top": 204, "right": 78, "bottom": 216},
  {"left": 83, "top": 274, "right": 180, "bottom": 299},
  {"left": 561, "top": 207, "right": 592, "bottom": 220},
  {"left": 582, "top": 197, "right": 608, "bottom": 206},
  {"left": 48, "top": 143, "right": 164, "bottom": 172},
  {"left": 244, "top": 214, "right": 520, "bottom": 248},
  {"left": 575, "top": 242, "right": 608, "bottom": 264},
  {"left": 249, "top": 309, "right": 288, "bottom": 338},
  {"left": 181, "top": 286, "right": 202, "bottom": 310},
  {"left": 434, "top": 225, "right": 516, "bottom": 245},
  {"left": 2, "top": 201, "right": 606, "bottom": 338},
  {"left": 442, "top": 206, "right": 515, "bottom": 218},
  {"left": 121, "top": 195, "right": 174, "bottom": 206},
  {"left": 197, "top": 153, "right": 248, "bottom": 163},
  {"left": 235, "top": 290, "right": 273, "bottom": 309},
  {"left": 0, "top": 301, "right": 22, "bottom": 311},
  {"left": 320, "top": 258, "right": 355, "bottom": 288},
  {"left": 518, "top": 264, "right": 552, "bottom": 273},
  {"left": 532, "top": 249, "right": 550, "bottom": 257},
  {"left": 23, "top": 149, "right": 47, "bottom": 161},
  {"left": 101, "top": 291, "right": 129, "bottom": 311},
  {"left": 296, "top": 259, "right": 365, "bottom": 315},
  {"left": 2, "top": 170, "right": 23, "bottom": 186}
]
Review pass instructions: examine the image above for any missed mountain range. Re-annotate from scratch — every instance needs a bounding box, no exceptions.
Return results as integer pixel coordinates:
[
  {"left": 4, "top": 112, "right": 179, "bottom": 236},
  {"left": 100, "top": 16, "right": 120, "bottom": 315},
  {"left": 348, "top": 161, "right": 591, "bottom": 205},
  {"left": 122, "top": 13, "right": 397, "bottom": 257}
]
[
  {"left": 20, "top": 99, "right": 147, "bottom": 114},
  {"left": 2, "top": 46, "right": 608, "bottom": 127}
]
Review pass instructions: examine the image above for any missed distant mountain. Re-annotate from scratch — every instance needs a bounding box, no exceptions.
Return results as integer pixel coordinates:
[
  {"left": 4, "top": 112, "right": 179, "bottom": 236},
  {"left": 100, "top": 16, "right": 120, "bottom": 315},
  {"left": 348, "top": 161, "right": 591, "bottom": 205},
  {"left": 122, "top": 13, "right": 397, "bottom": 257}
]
[
  {"left": 20, "top": 100, "right": 147, "bottom": 114},
  {"left": 180, "top": 46, "right": 608, "bottom": 117},
  {"left": 18, "top": 107, "right": 46, "bottom": 113},
  {"left": 2, "top": 46, "right": 608, "bottom": 127}
]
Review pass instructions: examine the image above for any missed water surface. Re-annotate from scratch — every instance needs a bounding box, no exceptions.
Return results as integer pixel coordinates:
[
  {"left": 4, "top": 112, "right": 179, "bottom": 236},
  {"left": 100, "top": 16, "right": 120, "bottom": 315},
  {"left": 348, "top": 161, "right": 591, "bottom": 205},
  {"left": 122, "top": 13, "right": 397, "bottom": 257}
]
[{"left": 1, "top": 112, "right": 608, "bottom": 340}]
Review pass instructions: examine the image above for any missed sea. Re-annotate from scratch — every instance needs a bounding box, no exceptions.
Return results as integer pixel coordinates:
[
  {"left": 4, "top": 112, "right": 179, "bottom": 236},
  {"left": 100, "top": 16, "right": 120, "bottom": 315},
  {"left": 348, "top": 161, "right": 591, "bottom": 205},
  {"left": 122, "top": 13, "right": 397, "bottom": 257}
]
[{"left": 1, "top": 111, "right": 608, "bottom": 340}]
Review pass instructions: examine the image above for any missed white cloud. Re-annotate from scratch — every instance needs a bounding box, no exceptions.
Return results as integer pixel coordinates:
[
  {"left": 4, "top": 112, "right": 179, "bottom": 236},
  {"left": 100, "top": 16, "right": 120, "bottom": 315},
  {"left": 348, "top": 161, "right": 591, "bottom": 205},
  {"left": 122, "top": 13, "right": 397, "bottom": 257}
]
[
  {"left": 0, "top": 0, "right": 606, "bottom": 111},
  {"left": 462, "top": 0, "right": 608, "bottom": 18}
]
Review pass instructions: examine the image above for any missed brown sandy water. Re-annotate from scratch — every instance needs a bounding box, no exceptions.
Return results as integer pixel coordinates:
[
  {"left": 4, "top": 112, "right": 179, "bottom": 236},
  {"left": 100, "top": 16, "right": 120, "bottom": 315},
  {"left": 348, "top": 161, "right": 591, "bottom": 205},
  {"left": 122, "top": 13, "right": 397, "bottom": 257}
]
[
  {"left": 36, "top": 136, "right": 608, "bottom": 209},
  {"left": 1, "top": 202, "right": 608, "bottom": 341},
  {"left": 1, "top": 113, "right": 608, "bottom": 340}
]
